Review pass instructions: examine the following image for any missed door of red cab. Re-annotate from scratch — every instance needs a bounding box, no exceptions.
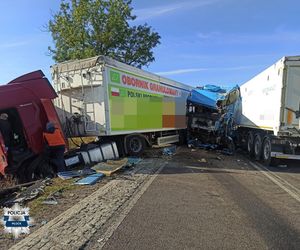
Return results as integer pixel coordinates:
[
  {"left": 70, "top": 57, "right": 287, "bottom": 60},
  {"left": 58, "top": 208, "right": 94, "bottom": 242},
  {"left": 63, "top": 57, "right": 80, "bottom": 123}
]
[{"left": 40, "top": 99, "right": 68, "bottom": 149}]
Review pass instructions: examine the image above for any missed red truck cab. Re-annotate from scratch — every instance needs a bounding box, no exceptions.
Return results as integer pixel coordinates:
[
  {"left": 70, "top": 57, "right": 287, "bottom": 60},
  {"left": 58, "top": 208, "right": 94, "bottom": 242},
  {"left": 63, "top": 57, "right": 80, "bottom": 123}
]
[{"left": 0, "top": 70, "right": 65, "bottom": 179}]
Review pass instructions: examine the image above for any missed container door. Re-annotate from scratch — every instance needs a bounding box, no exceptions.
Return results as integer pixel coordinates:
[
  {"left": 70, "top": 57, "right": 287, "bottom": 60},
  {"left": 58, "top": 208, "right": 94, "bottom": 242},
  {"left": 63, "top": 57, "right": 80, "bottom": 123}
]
[{"left": 284, "top": 65, "right": 300, "bottom": 129}]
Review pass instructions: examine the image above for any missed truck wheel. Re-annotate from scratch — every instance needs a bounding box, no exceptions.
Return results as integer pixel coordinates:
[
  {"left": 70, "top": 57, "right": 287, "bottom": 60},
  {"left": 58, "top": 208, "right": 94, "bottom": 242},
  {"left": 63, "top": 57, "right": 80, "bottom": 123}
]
[
  {"left": 247, "top": 132, "right": 254, "bottom": 157},
  {"left": 262, "top": 136, "right": 279, "bottom": 166},
  {"left": 126, "top": 135, "right": 145, "bottom": 156},
  {"left": 254, "top": 133, "right": 263, "bottom": 161}
]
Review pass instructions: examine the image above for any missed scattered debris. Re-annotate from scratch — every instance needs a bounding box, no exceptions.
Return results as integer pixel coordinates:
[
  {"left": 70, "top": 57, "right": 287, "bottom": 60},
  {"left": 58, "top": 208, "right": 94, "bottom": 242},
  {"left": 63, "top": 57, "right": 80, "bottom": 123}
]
[
  {"left": 75, "top": 173, "right": 105, "bottom": 185},
  {"left": 221, "top": 148, "right": 234, "bottom": 156},
  {"left": 41, "top": 220, "right": 48, "bottom": 226},
  {"left": 199, "top": 158, "right": 207, "bottom": 163},
  {"left": 5, "top": 178, "right": 51, "bottom": 205},
  {"left": 0, "top": 180, "right": 39, "bottom": 198},
  {"left": 127, "top": 157, "right": 142, "bottom": 166},
  {"left": 41, "top": 189, "right": 64, "bottom": 205},
  {"left": 216, "top": 156, "right": 222, "bottom": 161},
  {"left": 42, "top": 196, "right": 58, "bottom": 205},
  {"left": 92, "top": 158, "right": 128, "bottom": 176},
  {"left": 162, "top": 145, "right": 177, "bottom": 156},
  {"left": 278, "top": 165, "right": 288, "bottom": 168},
  {"left": 57, "top": 168, "right": 96, "bottom": 180},
  {"left": 188, "top": 139, "right": 218, "bottom": 150}
]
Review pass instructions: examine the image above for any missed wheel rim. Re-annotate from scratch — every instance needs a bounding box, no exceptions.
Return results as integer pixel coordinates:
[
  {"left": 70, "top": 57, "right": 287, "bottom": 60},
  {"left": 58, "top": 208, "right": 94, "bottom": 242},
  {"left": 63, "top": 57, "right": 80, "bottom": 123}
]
[
  {"left": 130, "top": 138, "right": 142, "bottom": 153},
  {"left": 263, "top": 140, "right": 271, "bottom": 160},
  {"left": 247, "top": 133, "right": 253, "bottom": 153},
  {"left": 254, "top": 136, "right": 261, "bottom": 156}
]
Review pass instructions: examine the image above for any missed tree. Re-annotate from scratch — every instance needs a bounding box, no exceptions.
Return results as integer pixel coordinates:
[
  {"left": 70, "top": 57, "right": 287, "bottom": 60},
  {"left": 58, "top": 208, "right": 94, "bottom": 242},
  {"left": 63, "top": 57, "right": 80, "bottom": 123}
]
[{"left": 48, "top": 0, "right": 161, "bottom": 68}]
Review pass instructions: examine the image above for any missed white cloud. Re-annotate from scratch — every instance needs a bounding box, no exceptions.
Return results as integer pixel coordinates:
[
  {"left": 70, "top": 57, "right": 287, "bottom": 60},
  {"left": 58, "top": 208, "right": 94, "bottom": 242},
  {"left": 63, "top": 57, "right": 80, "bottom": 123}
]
[
  {"left": 178, "top": 53, "right": 279, "bottom": 60},
  {"left": 0, "top": 41, "right": 29, "bottom": 49},
  {"left": 134, "top": 0, "right": 220, "bottom": 21},
  {"left": 156, "top": 65, "right": 261, "bottom": 76},
  {"left": 197, "top": 30, "right": 300, "bottom": 44},
  {"left": 156, "top": 68, "right": 208, "bottom": 76}
]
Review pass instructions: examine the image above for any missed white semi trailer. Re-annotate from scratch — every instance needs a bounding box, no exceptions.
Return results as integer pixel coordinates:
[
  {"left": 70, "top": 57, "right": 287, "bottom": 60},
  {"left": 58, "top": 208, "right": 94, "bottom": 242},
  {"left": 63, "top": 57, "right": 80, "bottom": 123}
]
[
  {"left": 229, "top": 56, "right": 300, "bottom": 165},
  {"left": 51, "top": 56, "right": 192, "bottom": 155}
]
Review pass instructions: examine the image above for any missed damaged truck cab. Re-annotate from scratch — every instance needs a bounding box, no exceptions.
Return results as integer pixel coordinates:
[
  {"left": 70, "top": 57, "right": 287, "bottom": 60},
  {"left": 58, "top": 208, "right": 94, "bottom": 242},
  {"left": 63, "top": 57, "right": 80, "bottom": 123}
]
[{"left": 0, "top": 71, "right": 65, "bottom": 180}]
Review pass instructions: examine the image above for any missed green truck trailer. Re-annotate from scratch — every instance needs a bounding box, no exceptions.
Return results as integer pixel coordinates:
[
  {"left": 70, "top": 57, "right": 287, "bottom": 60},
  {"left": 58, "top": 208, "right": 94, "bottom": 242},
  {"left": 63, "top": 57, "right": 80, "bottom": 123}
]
[{"left": 51, "top": 56, "right": 192, "bottom": 155}]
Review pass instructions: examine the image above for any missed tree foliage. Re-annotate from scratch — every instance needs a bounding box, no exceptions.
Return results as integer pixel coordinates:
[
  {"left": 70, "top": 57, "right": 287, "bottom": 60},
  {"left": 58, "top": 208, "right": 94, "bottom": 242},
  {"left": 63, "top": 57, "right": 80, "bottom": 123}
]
[{"left": 48, "top": 0, "right": 161, "bottom": 67}]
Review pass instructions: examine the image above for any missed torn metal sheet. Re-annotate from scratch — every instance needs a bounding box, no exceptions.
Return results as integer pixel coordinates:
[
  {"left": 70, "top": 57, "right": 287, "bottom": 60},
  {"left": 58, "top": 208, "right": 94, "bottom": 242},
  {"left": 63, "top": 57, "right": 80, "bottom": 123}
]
[
  {"left": 187, "top": 85, "right": 227, "bottom": 110},
  {"left": 4, "top": 178, "right": 51, "bottom": 205},
  {"left": 57, "top": 169, "right": 96, "bottom": 180}
]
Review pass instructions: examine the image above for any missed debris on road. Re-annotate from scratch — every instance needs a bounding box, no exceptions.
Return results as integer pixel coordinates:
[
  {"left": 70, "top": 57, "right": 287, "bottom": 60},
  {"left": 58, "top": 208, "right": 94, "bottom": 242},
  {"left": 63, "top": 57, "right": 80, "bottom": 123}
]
[
  {"left": 41, "top": 189, "right": 64, "bottom": 205},
  {"left": 92, "top": 158, "right": 129, "bottom": 176},
  {"left": 75, "top": 173, "right": 105, "bottom": 185},
  {"left": 42, "top": 196, "right": 58, "bottom": 205},
  {"left": 221, "top": 148, "right": 234, "bottom": 156},
  {"left": 278, "top": 164, "right": 288, "bottom": 168},
  {"left": 4, "top": 178, "right": 51, "bottom": 205},
  {"left": 41, "top": 220, "right": 47, "bottom": 226},
  {"left": 188, "top": 139, "right": 218, "bottom": 150},
  {"left": 57, "top": 168, "right": 96, "bottom": 180},
  {"left": 127, "top": 157, "right": 142, "bottom": 166},
  {"left": 162, "top": 145, "right": 177, "bottom": 156}
]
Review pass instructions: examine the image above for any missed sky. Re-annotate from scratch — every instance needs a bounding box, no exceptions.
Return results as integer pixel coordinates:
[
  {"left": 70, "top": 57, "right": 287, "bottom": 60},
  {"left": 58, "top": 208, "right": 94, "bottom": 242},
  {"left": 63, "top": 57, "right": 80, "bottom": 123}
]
[{"left": 0, "top": 0, "right": 300, "bottom": 88}]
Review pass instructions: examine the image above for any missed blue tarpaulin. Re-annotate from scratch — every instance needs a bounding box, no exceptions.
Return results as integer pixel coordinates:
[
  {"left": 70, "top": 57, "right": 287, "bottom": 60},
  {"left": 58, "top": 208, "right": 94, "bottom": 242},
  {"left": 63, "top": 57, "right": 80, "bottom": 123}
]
[{"left": 187, "top": 85, "right": 227, "bottom": 110}]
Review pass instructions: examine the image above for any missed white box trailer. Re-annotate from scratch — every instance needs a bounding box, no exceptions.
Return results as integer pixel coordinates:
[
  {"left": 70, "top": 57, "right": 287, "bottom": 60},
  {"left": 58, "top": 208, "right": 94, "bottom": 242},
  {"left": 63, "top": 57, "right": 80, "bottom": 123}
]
[
  {"left": 231, "top": 56, "right": 300, "bottom": 165},
  {"left": 51, "top": 56, "right": 192, "bottom": 155}
]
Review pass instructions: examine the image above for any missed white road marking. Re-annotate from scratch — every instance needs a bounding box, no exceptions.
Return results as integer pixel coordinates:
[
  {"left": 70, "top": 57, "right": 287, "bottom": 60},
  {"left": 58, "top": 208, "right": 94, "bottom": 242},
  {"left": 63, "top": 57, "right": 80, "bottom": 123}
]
[
  {"left": 185, "top": 166, "right": 250, "bottom": 174},
  {"left": 257, "top": 162, "right": 300, "bottom": 194},
  {"left": 249, "top": 161, "right": 300, "bottom": 203}
]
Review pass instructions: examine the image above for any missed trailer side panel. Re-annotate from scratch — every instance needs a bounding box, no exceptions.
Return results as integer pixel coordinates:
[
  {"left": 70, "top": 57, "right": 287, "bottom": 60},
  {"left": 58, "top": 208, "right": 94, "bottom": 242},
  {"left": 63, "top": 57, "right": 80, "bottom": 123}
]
[{"left": 105, "top": 66, "right": 189, "bottom": 135}]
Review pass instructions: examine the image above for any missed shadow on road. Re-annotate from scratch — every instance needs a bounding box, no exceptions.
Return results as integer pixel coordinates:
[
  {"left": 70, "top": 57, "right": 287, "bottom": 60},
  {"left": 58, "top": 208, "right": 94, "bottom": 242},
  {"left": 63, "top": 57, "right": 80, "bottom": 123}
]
[{"left": 143, "top": 146, "right": 300, "bottom": 176}]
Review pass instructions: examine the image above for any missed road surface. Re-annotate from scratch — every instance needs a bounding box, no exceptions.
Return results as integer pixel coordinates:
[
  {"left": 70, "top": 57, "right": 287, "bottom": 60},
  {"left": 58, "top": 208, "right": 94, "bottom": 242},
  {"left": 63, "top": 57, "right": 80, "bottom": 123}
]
[
  {"left": 90, "top": 148, "right": 300, "bottom": 249},
  {"left": 9, "top": 147, "right": 300, "bottom": 250}
]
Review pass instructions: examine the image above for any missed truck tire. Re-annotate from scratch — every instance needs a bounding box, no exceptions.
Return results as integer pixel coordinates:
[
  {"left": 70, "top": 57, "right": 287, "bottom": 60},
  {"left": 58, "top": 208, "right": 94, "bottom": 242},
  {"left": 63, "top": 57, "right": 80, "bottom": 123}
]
[
  {"left": 126, "top": 135, "right": 145, "bottom": 156},
  {"left": 262, "top": 136, "right": 279, "bottom": 166},
  {"left": 247, "top": 131, "right": 254, "bottom": 157},
  {"left": 254, "top": 133, "right": 263, "bottom": 161}
]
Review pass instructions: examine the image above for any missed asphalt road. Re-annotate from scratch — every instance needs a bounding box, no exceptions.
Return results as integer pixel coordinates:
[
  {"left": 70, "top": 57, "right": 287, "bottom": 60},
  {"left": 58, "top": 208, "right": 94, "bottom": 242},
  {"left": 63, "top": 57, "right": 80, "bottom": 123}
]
[{"left": 97, "top": 148, "right": 300, "bottom": 250}]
